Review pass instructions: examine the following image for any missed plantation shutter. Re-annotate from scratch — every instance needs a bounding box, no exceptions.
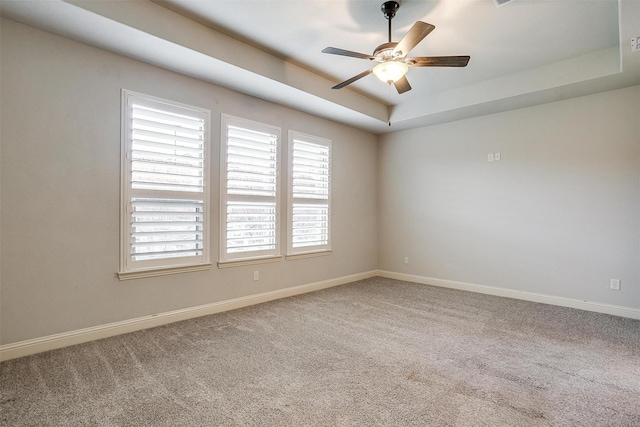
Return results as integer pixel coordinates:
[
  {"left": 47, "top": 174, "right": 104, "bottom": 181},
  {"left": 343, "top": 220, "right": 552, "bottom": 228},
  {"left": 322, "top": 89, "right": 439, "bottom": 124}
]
[
  {"left": 121, "top": 91, "right": 210, "bottom": 275},
  {"left": 289, "top": 132, "right": 331, "bottom": 254},
  {"left": 221, "top": 115, "right": 280, "bottom": 262}
]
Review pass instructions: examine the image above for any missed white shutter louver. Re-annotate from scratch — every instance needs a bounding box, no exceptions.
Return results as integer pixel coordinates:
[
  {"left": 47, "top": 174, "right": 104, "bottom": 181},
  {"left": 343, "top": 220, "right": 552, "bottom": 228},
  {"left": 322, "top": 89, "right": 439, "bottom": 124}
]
[
  {"left": 292, "top": 140, "right": 330, "bottom": 200},
  {"left": 226, "top": 125, "right": 277, "bottom": 198},
  {"left": 131, "top": 198, "right": 204, "bottom": 261},
  {"left": 291, "top": 204, "right": 329, "bottom": 248},
  {"left": 226, "top": 201, "right": 276, "bottom": 253},
  {"left": 221, "top": 116, "right": 280, "bottom": 261},
  {"left": 121, "top": 91, "right": 210, "bottom": 276},
  {"left": 131, "top": 103, "right": 205, "bottom": 193},
  {"left": 289, "top": 133, "right": 331, "bottom": 253}
]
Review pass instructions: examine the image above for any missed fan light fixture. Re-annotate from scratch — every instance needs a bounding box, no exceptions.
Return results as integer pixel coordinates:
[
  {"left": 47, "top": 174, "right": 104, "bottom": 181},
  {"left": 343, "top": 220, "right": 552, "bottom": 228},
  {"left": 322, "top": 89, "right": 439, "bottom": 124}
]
[
  {"left": 322, "top": 1, "right": 470, "bottom": 94},
  {"left": 372, "top": 61, "right": 409, "bottom": 83}
]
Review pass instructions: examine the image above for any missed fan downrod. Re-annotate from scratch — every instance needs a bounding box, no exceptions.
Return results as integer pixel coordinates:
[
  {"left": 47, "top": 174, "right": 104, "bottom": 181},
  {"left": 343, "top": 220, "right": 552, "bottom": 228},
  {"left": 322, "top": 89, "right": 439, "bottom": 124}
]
[{"left": 381, "top": 1, "right": 400, "bottom": 43}]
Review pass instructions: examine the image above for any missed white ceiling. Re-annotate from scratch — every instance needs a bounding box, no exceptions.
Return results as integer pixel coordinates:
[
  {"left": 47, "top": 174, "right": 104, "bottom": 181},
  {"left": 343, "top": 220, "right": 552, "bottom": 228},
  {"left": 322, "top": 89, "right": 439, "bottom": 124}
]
[{"left": 2, "top": 0, "right": 640, "bottom": 134}]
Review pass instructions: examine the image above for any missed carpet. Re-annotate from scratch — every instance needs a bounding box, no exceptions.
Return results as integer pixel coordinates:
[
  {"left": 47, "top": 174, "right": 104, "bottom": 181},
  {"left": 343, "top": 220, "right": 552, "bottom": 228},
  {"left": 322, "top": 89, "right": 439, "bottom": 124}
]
[{"left": 1, "top": 277, "right": 639, "bottom": 426}]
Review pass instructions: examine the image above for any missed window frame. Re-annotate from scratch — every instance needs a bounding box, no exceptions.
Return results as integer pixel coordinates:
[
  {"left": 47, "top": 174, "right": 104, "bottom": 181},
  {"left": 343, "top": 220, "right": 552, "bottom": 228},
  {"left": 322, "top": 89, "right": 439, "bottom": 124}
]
[
  {"left": 286, "top": 130, "right": 332, "bottom": 259},
  {"left": 119, "top": 89, "right": 211, "bottom": 280},
  {"left": 219, "top": 114, "right": 282, "bottom": 267}
]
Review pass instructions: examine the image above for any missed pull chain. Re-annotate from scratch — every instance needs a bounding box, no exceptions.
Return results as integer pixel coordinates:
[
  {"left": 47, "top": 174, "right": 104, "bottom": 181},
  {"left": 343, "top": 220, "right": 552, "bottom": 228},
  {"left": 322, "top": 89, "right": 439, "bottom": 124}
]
[{"left": 387, "top": 84, "right": 392, "bottom": 126}]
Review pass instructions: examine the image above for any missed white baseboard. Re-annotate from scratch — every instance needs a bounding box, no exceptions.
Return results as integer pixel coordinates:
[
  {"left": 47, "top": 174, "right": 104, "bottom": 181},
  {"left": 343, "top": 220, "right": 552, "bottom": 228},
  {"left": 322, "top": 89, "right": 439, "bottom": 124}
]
[
  {"left": 0, "top": 270, "right": 377, "bottom": 362},
  {"left": 376, "top": 270, "right": 640, "bottom": 320}
]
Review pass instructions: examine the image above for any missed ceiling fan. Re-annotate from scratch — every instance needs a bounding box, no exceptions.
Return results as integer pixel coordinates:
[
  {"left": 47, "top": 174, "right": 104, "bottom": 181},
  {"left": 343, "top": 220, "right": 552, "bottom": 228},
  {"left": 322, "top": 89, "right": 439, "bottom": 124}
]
[{"left": 322, "top": 1, "right": 470, "bottom": 94}]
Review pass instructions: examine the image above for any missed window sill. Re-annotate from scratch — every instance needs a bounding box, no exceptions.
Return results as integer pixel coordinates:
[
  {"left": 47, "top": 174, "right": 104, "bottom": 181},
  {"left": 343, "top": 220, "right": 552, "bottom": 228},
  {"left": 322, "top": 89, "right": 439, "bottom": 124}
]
[
  {"left": 118, "top": 263, "right": 212, "bottom": 281},
  {"left": 217, "top": 255, "right": 283, "bottom": 269},
  {"left": 286, "top": 250, "right": 332, "bottom": 261}
]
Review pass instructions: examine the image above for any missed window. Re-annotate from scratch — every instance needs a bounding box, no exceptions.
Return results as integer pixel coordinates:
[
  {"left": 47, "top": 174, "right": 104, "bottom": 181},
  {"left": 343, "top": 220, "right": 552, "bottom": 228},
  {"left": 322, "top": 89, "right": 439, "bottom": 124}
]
[
  {"left": 220, "top": 115, "right": 281, "bottom": 266},
  {"left": 287, "top": 131, "right": 331, "bottom": 257},
  {"left": 119, "top": 90, "right": 210, "bottom": 279}
]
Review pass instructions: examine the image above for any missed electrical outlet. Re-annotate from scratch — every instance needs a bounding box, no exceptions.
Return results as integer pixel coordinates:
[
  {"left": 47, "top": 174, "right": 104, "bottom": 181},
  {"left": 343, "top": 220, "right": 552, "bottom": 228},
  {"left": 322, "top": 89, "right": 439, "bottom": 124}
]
[
  {"left": 404, "top": 257, "right": 409, "bottom": 264},
  {"left": 488, "top": 153, "right": 494, "bottom": 162},
  {"left": 494, "top": 152, "right": 501, "bottom": 161},
  {"left": 253, "top": 271, "right": 259, "bottom": 281},
  {"left": 610, "top": 279, "right": 620, "bottom": 290},
  {"left": 631, "top": 37, "right": 640, "bottom": 52}
]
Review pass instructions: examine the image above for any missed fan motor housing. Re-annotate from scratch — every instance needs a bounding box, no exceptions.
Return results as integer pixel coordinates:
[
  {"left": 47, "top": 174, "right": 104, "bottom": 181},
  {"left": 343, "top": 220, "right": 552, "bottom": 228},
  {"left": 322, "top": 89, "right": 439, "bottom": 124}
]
[{"left": 374, "top": 42, "right": 399, "bottom": 60}]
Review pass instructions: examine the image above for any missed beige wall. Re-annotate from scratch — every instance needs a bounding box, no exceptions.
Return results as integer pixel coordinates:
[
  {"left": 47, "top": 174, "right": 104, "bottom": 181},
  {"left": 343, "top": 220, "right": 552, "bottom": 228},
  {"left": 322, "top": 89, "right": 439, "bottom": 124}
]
[
  {"left": 379, "top": 85, "right": 640, "bottom": 309},
  {"left": 0, "top": 19, "right": 378, "bottom": 344}
]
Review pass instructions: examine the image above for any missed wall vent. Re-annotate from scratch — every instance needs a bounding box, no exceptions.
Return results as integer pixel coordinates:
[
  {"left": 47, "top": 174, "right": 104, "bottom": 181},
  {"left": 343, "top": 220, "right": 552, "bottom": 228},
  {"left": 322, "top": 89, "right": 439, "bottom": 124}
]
[{"left": 493, "top": 0, "right": 515, "bottom": 7}]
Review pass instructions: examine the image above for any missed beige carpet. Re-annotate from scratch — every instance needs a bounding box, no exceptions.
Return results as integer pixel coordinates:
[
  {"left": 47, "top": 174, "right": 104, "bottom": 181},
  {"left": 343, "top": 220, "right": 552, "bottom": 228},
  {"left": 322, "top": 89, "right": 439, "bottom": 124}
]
[{"left": 1, "top": 277, "right": 639, "bottom": 426}]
